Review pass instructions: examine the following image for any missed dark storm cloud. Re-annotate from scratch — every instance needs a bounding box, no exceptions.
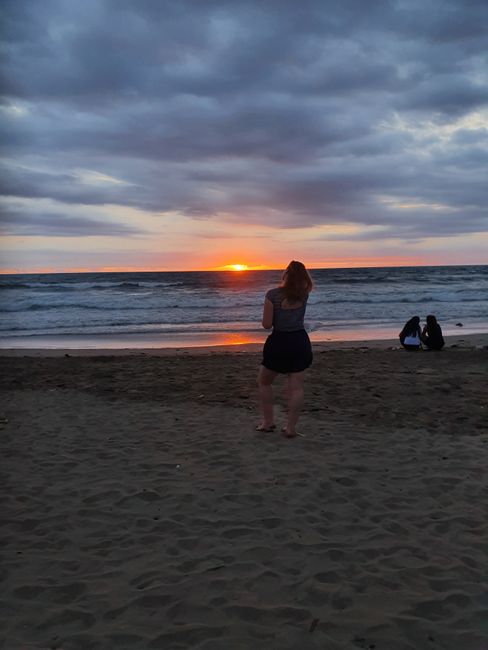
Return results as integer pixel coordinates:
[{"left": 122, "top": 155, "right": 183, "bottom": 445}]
[
  {"left": 399, "top": 75, "right": 488, "bottom": 115},
  {"left": 1, "top": 0, "right": 487, "bottom": 240}
]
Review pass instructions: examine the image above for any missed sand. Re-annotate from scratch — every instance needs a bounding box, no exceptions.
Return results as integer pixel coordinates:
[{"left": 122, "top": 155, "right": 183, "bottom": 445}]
[{"left": 1, "top": 337, "right": 487, "bottom": 649}]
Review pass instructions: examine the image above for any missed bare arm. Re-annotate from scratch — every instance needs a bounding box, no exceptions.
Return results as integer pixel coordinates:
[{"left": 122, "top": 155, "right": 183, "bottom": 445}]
[{"left": 262, "top": 298, "right": 274, "bottom": 329}]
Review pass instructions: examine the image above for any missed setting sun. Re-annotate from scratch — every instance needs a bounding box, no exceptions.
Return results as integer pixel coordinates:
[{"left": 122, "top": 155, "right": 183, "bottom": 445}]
[{"left": 224, "top": 264, "right": 249, "bottom": 272}]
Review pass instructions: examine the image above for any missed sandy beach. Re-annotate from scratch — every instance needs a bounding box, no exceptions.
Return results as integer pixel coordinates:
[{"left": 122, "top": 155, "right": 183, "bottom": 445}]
[{"left": 1, "top": 336, "right": 487, "bottom": 650}]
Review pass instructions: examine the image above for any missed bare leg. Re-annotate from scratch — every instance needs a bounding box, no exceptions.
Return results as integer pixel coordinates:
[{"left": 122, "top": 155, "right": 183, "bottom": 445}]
[
  {"left": 284, "top": 371, "right": 305, "bottom": 437},
  {"left": 257, "top": 366, "right": 278, "bottom": 429}
]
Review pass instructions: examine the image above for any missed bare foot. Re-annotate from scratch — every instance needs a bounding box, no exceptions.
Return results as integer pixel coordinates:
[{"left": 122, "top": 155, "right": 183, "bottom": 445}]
[
  {"left": 281, "top": 426, "right": 297, "bottom": 438},
  {"left": 256, "top": 423, "right": 276, "bottom": 432}
]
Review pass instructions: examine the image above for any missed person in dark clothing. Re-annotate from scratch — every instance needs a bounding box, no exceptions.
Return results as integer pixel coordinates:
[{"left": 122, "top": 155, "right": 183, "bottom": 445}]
[
  {"left": 399, "top": 316, "right": 422, "bottom": 350},
  {"left": 421, "top": 314, "right": 445, "bottom": 350}
]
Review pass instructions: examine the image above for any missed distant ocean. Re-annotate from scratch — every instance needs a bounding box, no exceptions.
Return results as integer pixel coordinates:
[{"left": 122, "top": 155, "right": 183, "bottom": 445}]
[{"left": 0, "top": 266, "right": 487, "bottom": 348}]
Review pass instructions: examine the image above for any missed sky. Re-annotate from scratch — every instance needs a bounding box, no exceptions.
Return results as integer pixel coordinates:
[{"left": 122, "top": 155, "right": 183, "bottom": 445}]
[{"left": 1, "top": 0, "right": 488, "bottom": 273}]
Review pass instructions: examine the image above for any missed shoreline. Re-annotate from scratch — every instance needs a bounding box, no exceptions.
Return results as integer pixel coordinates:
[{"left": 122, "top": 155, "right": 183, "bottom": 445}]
[
  {"left": 2, "top": 323, "right": 488, "bottom": 354},
  {"left": 0, "top": 332, "right": 487, "bottom": 357}
]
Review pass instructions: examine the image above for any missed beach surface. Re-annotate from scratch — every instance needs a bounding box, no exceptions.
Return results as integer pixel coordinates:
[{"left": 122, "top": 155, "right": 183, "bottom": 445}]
[{"left": 1, "top": 336, "right": 488, "bottom": 649}]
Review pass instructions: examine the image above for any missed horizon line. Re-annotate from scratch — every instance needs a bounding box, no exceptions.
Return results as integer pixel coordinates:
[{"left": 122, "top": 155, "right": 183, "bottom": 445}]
[{"left": 1, "top": 261, "right": 487, "bottom": 275}]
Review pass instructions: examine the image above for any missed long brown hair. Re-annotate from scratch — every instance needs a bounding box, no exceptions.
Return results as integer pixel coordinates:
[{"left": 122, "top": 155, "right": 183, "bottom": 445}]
[{"left": 281, "top": 260, "right": 313, "bottom": 302}]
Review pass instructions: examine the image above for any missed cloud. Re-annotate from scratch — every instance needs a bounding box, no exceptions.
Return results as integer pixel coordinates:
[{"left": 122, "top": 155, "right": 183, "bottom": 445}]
[
  {"left": 0, "top": 208, "right": 145, "bottom": 237},
  {"left": 0, "top": 0, "right": 487, "bottom": 248}
]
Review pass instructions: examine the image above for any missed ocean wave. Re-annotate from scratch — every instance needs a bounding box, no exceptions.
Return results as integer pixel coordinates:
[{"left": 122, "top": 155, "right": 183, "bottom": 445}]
[
  {"left": 1, "top": 294, "right": 486, "bottom": 315},
  {"left": 310, "top": 296, "right": 486, "bottom": 306},
  {"left": 1, "top": 267, "right": 486, "bottom": 340},
  {"left": 0, "top": 282, "right": 33, "bottom": 290},
  {"left": 0, "top": 280, "right": 188, "bottom": 292},
  {"left": 316, "top": 272, "right": 487, "bottom": 285},
  {"left": 0, "top": 283, "right": 82, "bottom": 292},
  {"left": 0, "top": 299, "right": 265, "bottom": 313},
  {"left": 91, "top": 282, "right": 143, "bottom": 290},
  {"left": 0, "top": 303, "right": 152, "bottom": 313}
]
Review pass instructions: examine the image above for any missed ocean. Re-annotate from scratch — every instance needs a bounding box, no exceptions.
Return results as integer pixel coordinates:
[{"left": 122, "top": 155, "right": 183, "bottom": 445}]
[{"left": 0, "top": 266, "right": 487, "bottom": 348}]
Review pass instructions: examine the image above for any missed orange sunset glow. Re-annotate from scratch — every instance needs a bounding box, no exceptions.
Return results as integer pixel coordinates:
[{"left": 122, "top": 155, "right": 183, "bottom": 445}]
[{"left": 222, "top": 264, "right": 249, "bottom": 271}]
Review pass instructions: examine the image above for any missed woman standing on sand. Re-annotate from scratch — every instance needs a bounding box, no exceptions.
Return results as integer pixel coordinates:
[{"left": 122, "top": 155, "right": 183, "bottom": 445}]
[{"left": 257, "top": 261, "right": 313, "bottom": 438}]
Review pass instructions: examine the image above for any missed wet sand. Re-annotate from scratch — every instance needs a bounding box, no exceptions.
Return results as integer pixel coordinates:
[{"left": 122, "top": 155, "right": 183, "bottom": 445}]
[{"left": 1, "top": 336, "right": 487, "bottom": 649}]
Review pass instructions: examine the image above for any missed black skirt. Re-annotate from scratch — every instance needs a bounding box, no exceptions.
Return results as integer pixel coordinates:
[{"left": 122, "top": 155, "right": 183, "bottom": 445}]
[{"left": 262, "top": 329, "right": 313, "bottom": 374}]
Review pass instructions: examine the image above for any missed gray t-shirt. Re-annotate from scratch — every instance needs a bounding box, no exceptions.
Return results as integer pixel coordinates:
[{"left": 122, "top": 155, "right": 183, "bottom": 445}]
[{"left": 265, "top": 287, "right": 308, "bottom": 332}]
